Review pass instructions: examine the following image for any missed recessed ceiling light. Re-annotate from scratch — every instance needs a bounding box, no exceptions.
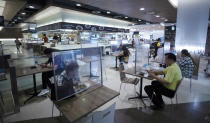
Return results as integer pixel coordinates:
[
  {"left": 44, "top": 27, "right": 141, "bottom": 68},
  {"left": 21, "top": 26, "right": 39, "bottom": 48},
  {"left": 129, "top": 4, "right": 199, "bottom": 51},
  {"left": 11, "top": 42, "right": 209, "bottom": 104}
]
[
  {"left": 138, "top": 19, "right": 142, "bottom": 21},
  {"left": 155, "top": 15, "right": 160, "bottom": 18},
  {"left": 125, "top": 17, "right": 128, "bottom": 19},
  {"left": 139, "top": 8, "right": 145, "bottom": 11},
  {"left": 107, "top": 11, "right": 111, "bottom": 14},
  {"left": 76, "top": 3, "right": 81, "bottom": 7},
  {"left": 165, "top": 19, "right": 168, "bottom": 21},
  {"left": 29, "top": 5, "right": 35, "bottom": 9},
  {"left": 160, "top": 22, "right": 165, "bottom": 26},
  {"left": 168, "top": 0, "right": 178, "bottom": 8},
  {"left": 0, "top": 27, "right": 3, "bottom": 31},
  {"left": 21, "top": 12, "right": 26, "bottom": 15}
]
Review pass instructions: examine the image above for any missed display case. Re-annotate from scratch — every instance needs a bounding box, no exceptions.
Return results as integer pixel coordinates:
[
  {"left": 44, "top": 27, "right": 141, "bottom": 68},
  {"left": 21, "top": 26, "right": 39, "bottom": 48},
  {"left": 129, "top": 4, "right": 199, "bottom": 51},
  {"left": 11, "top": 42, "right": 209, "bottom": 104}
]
[{"left": 52, "top": 47, "right": 103, "bottom": 101}]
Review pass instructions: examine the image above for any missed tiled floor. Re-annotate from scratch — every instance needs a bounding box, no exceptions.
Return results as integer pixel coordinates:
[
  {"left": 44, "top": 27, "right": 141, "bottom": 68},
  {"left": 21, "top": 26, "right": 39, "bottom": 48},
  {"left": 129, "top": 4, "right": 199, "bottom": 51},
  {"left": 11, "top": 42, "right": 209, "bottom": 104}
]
[{"left": 1, "top": 45, "right": 210, "bottom": 123}]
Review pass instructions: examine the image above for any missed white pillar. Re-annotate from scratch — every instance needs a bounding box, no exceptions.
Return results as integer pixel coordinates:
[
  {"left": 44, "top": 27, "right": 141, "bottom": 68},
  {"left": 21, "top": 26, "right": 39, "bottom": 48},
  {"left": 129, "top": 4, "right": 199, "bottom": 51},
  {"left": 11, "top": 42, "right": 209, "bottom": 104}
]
[{"left": 175, "top": 0, "right": 210, "bottom": 53}]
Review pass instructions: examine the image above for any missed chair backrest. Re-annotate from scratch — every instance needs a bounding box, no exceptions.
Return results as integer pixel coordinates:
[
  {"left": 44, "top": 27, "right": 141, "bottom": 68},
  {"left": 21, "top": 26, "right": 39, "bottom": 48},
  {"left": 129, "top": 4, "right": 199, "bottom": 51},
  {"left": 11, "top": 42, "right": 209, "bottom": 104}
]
[
  {"left": 174, "top": 78, "right": 183, "bottom": 93},
  {"left": 119, "top": 63, "right": 126, "bottom": 81}
]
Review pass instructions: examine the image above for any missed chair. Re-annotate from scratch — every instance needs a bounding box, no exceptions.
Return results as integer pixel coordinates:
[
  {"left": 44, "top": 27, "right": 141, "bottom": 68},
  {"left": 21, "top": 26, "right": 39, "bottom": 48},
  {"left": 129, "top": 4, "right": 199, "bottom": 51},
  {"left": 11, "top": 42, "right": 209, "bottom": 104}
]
[
  {"left": 169, "top": 78, "right": 183, "bottom": 104},
  {"left": 118, "top": 63, "right": 139, "bottom": 95},
  {"left": 150, "top": 78, "right": 183, "bottom": 106}
]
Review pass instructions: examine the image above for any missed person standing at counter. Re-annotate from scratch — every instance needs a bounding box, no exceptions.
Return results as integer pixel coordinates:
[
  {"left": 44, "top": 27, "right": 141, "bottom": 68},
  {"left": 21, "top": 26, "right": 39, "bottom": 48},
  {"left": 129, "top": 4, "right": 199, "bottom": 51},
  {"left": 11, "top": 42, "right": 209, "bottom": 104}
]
[
  {"left": 53, "top": 34, "right": 58, "bottom": 44},
  {"left": 15, "top": 38, "right": 21, "bottom": 53},
  {"left": 42, "top": 34, "right": 48, "bottom": 43}
]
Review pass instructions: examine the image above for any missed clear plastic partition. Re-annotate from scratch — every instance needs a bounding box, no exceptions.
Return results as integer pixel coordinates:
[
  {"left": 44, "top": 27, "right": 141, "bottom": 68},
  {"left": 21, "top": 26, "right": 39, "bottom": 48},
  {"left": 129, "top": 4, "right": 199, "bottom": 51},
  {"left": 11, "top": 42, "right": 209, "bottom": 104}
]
[
  {"left": 135, "top": 44, "right": 150, "bottom": 72},
  {"left": 155, "top": 47, "right": 164, "bottom": 64},
  {"left": 7, "top": 55, "right": 49, "bottom": 114},
  {"left": 9, "top": 56, "right": 48, "bottom": 69},
  {"left": 81, "top": 42, "right": 98, "bottom": 49},
  {"left": 110, "top": 40, "right": 121, "bottom": 53},
  {"left": 52, "top": 47, "right": 102, "bottom": 101}
]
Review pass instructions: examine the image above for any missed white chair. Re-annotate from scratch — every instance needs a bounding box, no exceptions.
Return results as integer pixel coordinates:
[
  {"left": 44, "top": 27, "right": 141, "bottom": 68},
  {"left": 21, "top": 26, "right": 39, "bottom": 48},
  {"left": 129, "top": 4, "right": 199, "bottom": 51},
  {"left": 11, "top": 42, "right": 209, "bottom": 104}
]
[
  {"left": 150, "top": 78, "right": 183, "bottom": 106},
  {"left": 118, "top": 63, "right": 139, "bottom": 97}
]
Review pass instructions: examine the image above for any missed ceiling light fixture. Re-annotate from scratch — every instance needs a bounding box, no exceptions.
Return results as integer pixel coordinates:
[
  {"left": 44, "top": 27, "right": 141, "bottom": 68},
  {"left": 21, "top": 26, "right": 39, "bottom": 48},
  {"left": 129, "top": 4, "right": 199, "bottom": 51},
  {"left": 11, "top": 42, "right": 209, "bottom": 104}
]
[
  {"left": 155, "top": 15, "right": 160, "bottom": 18},
  {"left": 0, "top": 27, "right": 3, "bottom": 31},
  {"left": 125, "top": 17, "right": 128, "bottom": 19},
  {"left": 168, "top": 0, "right": 178, "bottom": 8},
  {"left": 29, "top": 5, "right": 35, "bottom": 9},
  {"left": 76, "top": 3, "right": 81, "bottom": 7},
  {"left": 160, "top": 22, "right": 165, "bottom": 26},
  {"left": 107, "top": 11, "right": 111, "bottom": 14},
  {"left": 165, "top": 19, "right": 168, "bottom": 21},
  {"left": 138, "top": 19, "right": 142, "bottom": 21},
  {"left": 21, "top": 12, "right": 26, "bottom": 15},
  {"left": 139, "top": 8, "right": 145, "bottom": 11}
]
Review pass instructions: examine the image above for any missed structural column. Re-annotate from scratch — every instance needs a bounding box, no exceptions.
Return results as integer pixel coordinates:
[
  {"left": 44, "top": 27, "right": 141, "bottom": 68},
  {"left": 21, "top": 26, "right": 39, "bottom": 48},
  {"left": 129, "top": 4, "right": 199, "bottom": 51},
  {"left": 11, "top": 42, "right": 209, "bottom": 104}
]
[{"left": 175, "top": 0, "right": 210, "bottom": 53}]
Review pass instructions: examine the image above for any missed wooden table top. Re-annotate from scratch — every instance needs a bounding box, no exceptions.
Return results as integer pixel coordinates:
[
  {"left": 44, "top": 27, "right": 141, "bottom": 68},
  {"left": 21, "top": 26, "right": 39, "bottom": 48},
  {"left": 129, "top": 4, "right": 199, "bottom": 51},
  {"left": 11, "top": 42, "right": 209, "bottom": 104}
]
[
  {"left": 54, "top": 85, "right": 119, "bottom": 123},
  {"left": 16, "top": 66, "right": 52, "bottom": 78}
]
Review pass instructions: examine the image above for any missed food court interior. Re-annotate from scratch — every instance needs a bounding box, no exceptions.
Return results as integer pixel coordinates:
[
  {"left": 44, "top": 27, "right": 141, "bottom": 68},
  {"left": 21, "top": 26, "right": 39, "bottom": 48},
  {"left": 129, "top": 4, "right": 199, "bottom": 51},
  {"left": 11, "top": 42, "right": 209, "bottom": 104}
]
[{"left": 0, "top": 0, "right": 210, "bottom": 123}]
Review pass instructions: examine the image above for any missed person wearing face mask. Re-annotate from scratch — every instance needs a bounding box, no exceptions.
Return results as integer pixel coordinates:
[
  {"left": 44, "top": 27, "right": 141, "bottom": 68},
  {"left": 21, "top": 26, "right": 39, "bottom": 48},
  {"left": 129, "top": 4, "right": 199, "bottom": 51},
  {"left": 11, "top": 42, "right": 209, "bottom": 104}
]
[{"left": 144, "top": 53, "right": 182, "bottom": 110}]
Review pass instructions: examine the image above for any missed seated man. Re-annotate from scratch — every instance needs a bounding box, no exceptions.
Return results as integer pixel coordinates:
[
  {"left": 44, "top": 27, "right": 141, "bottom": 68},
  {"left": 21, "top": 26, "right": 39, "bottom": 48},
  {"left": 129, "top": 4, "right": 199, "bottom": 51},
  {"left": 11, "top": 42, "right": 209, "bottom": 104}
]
[{"left": 144, "top": 53, "right": 182, "bottom": 110}]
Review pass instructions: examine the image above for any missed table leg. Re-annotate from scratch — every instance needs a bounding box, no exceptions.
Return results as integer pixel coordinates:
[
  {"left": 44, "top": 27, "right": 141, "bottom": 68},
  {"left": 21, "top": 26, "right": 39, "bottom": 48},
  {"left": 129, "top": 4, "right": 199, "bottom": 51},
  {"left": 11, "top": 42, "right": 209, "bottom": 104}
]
[
  {"left": 24, "top": 74, "right": 39, "bottom": 104},
  {"left": 128, "top": 77, "right": 149, "bottom": 105},
  {"left": 115, "top": 56, "right": 118, "bottom": 69}
]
